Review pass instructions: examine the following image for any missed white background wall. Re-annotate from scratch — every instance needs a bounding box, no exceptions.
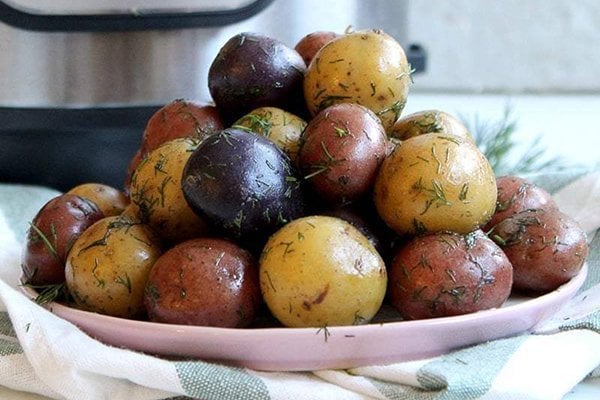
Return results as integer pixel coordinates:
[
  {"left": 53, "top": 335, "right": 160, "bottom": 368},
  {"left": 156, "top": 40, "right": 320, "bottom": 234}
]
[{"left": 406, "top": 0, "right": 600, "bottom": 93}]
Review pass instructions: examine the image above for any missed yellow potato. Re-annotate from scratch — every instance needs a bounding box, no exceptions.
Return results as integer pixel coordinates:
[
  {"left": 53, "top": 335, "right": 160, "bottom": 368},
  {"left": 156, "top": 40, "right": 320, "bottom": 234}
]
[
  {"left": 233, "top": 107, "right": 307, "bottom": 163},
  {"left": 67, "top": 182, "right": 129, "bottom": 217},
  {"left": 303, "top": 29, "right": 412, "bottom": 131},
  {"left": 389, "top": 110, "right": 473, "bottom": 143},
  {"left": 373, "top": 134, "right": 497, "bottom": 235},
  {"left": 259, "top": 215, "right": 387, "bottom": 328},
  {"left": 128, "top": 137, "right": 209, "bottom": 244},
  {"left": 65, "top": 216, "right": 162, "bottom": 318}
]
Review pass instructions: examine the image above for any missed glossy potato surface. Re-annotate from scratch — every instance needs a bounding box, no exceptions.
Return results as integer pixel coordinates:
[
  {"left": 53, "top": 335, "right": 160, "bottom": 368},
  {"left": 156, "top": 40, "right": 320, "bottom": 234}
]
[
  {"left": 389, "top": 230, "right": 513, "bottom": 320},
  {"left": 67, "top": 182, "right": 129, "bottom": 217},
  {"left": 298, "top": 103, "right": 389, "bottom": 203},
  {"left": 374, "top": 134, "right": 497, "bottom": 235},
  {"left": 65, "top": 216, "right": 162, "bottom": 318},
  {"left": 491, "top": 209, "right": 588, "bottom": 293},
  {"left": 22, "top": 194, "right": 104, "bottom": 286},
  {"left": 233, "top": 107, "right": 306, "bottom": 163},
  {"left": 144, "top": 238, "right": 261, "bottom": 327},
  {"left": 259, "top": 215, "right": 387, "bottom": 328},
  {"left": 129, "top": 137, "right": 209, "bottom": 244},
  {"left": 389, "top": 110, "right": 473, "bottom": 142},
  {"left": 303, "top": 29, "right": 412, "bottom": 131},
  {"left": 484, "top": 176, "right": 558, "bottom": 231}
]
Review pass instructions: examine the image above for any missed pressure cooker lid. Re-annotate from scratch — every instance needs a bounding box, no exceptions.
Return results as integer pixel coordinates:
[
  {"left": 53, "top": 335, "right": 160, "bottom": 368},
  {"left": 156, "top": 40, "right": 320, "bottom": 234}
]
[{"left": 0, "top": 0, "right": 274, "bottom": 30}]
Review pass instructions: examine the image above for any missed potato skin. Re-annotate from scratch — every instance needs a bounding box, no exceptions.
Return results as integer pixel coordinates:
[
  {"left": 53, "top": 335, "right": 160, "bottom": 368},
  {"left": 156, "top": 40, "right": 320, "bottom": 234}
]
[
  {"left": 490, "top": 209, "right": 588, "bottom": 293},
  {"left": 298, "top": 103, "right": 389, "bottom": 203},
  {"left": 389, "top": 230, "right": 513, "bottom": 320},
  {"left": 303, "top": 29, "right": 411, "bottom": 131},
  {"left": 373, "top": 134, "right": 497, "bottom": 235},
  {"left": 65, "top": 216, "right": 162, "bottom": 318},
  {"left": 484, "top": 176, "right": 558, "bottom": 231},
  {"left": 294, "top": 30, "right": 339, "bottom": 65},
  {"left": 182, "top": 128, "right": 306, "bottom": 242},
  {"left": 22, "top": 194, "right": 104, "bottom": 286},
  {"left": 389, "top": 110, "right": 473, "bottom": 142},
  {"left": 67, "top": 183, "right": 129, "bottom": 217},
  {"left": 140, "top": 99, "right": 223, "bottom": 156},
  {"left": 129, "top": 137, "right": 209, "bottom": 244},
  {"left": 259, "top": 215, "right": 387, "bottom": 328},
  {"left": 144, "top": 238, "right": 261, "bottom": 328},
  {"left": 233, "top": 107, "right": 307, "bottom": 164},
  {"left": 208, "top": 32, "right": 306, "bottom": 123}
]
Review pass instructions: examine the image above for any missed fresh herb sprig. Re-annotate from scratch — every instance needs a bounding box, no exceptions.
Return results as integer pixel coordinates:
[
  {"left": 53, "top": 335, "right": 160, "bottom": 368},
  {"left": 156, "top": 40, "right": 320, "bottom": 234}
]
[{"left": 462, "top": 106, "right": 569, "bottom": 175}]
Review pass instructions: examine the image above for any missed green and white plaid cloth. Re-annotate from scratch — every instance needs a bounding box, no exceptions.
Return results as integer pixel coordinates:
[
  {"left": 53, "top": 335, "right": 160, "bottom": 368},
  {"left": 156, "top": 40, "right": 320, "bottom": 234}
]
[{"left": 1, "top": 170, "right": 599, "bottom": 400}]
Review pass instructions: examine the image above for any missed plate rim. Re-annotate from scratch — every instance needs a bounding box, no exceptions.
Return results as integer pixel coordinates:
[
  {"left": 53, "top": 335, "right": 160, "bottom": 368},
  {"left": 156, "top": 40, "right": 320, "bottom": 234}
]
[{"left": 18, "top": 263, "right": 588, "bottom": 370}]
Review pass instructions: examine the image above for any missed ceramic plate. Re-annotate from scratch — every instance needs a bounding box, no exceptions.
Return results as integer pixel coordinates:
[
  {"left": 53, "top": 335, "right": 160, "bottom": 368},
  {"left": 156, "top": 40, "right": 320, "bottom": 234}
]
[{"left": 21, "top": 263, "right": 587, "bottom": 371}]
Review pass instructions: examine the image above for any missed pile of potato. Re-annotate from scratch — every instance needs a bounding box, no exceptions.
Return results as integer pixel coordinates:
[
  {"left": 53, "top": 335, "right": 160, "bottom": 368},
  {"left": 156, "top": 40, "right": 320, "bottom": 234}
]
[{"left": 21, "top": 29, "right": 589, "bottom": 329}]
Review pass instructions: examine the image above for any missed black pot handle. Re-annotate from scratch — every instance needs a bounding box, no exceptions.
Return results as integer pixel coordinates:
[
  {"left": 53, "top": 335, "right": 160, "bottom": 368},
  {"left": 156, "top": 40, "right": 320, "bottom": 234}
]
[{"left": 0, "top": 0, "right": 274, "bottom": 32}]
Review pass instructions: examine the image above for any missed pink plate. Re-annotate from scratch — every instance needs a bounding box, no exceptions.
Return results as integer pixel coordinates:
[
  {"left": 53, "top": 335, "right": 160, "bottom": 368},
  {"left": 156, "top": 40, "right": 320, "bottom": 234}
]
[{"left": 21, "top": 264, "right": 587, "bottom": 371}]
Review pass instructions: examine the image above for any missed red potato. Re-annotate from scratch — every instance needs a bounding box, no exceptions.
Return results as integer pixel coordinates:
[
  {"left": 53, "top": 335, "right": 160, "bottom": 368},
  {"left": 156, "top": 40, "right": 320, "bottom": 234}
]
[
  {"left": 21, "top": 194, "right": 104, "bottom": 286},
  {"left": 294, "top": 30, "right": 339, "bottom": 65},
  {"left": 389, "top": 230, "right": 513, "bottom": 320},
  {"left": 140, "top": 99, "right": 224, "bottom": 156},
  {"left": 144, "top": 238, "right": 261, "bottom": 328},
  {"left": 490, "top": 209, "right": 588, "bottom": 293},
  {"left": 484, "top": 176, "right": 558, "bottom": 231},
  {"left": 298, "top": 103, "right": 390, "bottom": 203}
]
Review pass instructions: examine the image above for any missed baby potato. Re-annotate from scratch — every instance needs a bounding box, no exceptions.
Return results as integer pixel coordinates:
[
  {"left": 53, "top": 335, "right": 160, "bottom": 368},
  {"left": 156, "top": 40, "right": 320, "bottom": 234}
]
[
  {"left": 490, "top": 209, "right": 588, "bottom": 293},
  {"left": 140, "top": 99, "right": 224, "bottom": 156},
  {"left": 389, "top": 110, "right": 473, "bottom": 142},
  {"left": 22, "top": 194, "right": 104, "bottom": 286},
  {"left": 259, "top": 215, "right": 387, "bottom": 328},
  {"left": 144, "top": 238, "right": 261, "bottom": 328},
  {"left": 373, "top": 134, "right": 497, "bottom": 235},
  {"left": 129, "top": 137, "right": 209, "bottom": 244},
  {"left": 67, "top": 182, "right": 129, "bottom": 217},
  {"left": 294, "top": 30, "right": 339, "bottom": 65},
  {"left": 233, "top": 107, "right": 307, "bottom": 164},
  {"left": 389, "top": 230, "right": 513, "bottom": 320},
  {"left": 303, "top": 29, "right": 412, "bottom": 131},
  {"left": 484, "top": 176, "right": 558, "bottom": 231},
  {"left": 298, "top": 103, "right": 389, "bottom": 203},
  {"left": 65, "top": 216, "right": 162, "bottom": 318}
]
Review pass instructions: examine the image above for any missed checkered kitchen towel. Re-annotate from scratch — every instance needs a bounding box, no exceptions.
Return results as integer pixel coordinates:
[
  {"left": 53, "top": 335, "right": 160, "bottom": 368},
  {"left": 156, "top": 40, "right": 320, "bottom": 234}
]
[{"left": 1, "top": 169, "right": 599, "bottom": 400}]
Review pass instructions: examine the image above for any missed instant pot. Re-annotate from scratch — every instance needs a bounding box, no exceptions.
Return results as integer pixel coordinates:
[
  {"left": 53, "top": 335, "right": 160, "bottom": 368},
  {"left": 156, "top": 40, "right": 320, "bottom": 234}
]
[{"left": 0, "top": 0, "right": 425, "bottom": 191}]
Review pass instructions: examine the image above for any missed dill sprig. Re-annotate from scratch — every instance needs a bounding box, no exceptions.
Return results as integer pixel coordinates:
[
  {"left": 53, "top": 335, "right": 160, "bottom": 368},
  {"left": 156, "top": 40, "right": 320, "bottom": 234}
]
[
  {"left": 22, "top": 282, "right": 70, "bottom": 305},
  {"left": 462, "top": 106, "right": 568, "bottom": 175}
]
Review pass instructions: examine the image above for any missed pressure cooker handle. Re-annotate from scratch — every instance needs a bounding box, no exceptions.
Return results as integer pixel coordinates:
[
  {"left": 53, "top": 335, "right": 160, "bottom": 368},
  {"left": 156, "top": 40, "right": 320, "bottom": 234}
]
[{"left": 0, "top": 0, "right": 274, "bottom": 31}]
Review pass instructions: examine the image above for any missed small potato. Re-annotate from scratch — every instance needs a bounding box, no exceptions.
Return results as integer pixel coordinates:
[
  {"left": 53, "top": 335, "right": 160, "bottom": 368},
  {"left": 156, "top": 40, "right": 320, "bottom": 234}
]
[
  {"left": 129, "top": 137, "right": 209, "bottom": 244},
  {"left": 140, "top": 99, "right": 223, "bottom": 156},
  {"left": 294, "top": 30, "right": 339, "bottom": 65},
  {"left": 389, "top": 110, "right": 473, "bottom": 142},
  {"left": 22, "top": 194, "right": 104, "bottom": 286},
  {"left": 233, "top": 107, "right": 307, "bottom": 163},
  {"left": 67, "top": 183, "right": 129, "bottom": 217},
  {"left": 208, "top": 32, "right": 306, "bottom": 123},
  {"left": 65, "top": 216, "right": 162, "bottom": 318},
  {"left": 484, "top": 176, "right": 558, "bottom": 231},
  {"left": 123, "top": 148, "right": 143, "bottom": 196},
  {"left": 304, "top": 29, "right": 412, "bottom": 131},
  {"left": 490, "top": 209, "right": 588, "bottom": 293},
  {"left": 259, "top": 215, "right": 387, "bottom": 328},
  {"left": 298, "top": 103, "right": 389, "bottom": 203},
  {"left": 389, "top": 230, "right": 513, "bottom": 320},
  {"left": 374, "top": 134, "right": 497, "bottom": 235},
  {"left": 144, "top": 238, "right": 261, "bottom": 327}
]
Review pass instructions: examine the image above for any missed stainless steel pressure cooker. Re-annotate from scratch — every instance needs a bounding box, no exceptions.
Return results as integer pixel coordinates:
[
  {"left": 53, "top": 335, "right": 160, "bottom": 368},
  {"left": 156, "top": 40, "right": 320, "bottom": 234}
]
[{"left": 0, "top": 0, "right": 425, "bottom": 191}]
